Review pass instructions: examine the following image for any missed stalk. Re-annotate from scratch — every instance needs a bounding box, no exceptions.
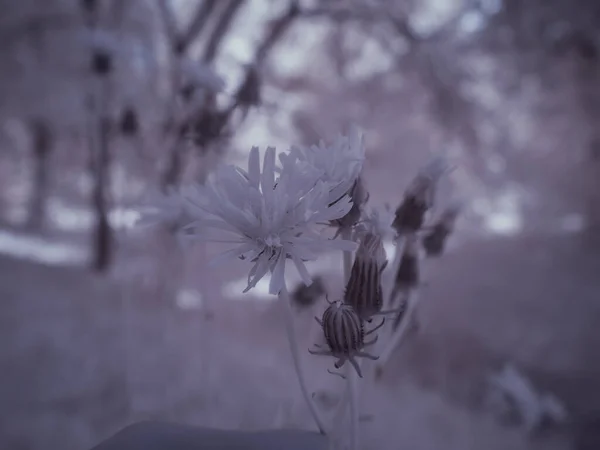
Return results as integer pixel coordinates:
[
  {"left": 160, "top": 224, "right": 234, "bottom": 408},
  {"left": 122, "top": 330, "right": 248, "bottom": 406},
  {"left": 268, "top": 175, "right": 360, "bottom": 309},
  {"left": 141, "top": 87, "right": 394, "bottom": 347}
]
[
  {"left": 279, "top": 284, "right": 327, "bottom": 434},
  {"left": 341, "top": 226, "right": 359, "bottom": 450},
  {"left": 375, "top": 290, "right": 419, "bottom": 372}
]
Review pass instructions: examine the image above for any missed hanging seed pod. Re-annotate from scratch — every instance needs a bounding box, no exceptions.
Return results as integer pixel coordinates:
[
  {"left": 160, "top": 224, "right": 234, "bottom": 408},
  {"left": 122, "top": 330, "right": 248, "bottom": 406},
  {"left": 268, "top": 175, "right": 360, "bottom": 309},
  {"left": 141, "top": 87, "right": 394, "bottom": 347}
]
[
  {"left": 392, "top": 157, "right": 452, "bottom": 235},
  {"left": 422, "top": 204, "right": 461, "bottom": 257},
  {"left": 309, "top": 299, "right": 383, "bottom": 378},
  {"left": 343, "top": 232, "right": 389, "bottom": 321},
  {"left": 291, "top": 275, "right": 326, "bottom": 308}
]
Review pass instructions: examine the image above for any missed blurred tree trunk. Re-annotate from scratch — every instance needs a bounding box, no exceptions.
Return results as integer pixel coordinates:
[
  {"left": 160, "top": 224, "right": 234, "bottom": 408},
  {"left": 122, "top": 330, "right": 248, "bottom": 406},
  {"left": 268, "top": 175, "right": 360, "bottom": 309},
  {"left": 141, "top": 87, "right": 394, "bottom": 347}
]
[
  {"left": 91, "top": 113, "right": 112, "bottom": 272},
  {"left": 574, "top": 41, "right": 600, "bottom": 232},
  {"left": 157, "top": 0, "right": 240, "bottom": 191},
  {"left": 26, "top": 118, "right": 53, "bottom": 230},
  {"left": 160, "top": 135, "right": 185, "bottom": 190}
]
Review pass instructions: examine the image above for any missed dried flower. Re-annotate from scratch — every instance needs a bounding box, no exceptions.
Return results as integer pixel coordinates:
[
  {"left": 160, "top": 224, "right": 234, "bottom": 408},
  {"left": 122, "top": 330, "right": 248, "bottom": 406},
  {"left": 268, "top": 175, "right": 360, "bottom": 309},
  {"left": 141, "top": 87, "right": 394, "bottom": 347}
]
[
  {"left": 392, "top": 156, "right": 453, "bottom": 234},
  {"left": 310, "top": 299, "right": 383, "bottom": 378},
  {"left": 392, "top": 235, "right": 420, "bottom": 292},
  {"left": 180, "top": 146, "right": 357, "bottom": 295},
  {"left": 422, "top": 202, "right": 461, "bottom": 257}
]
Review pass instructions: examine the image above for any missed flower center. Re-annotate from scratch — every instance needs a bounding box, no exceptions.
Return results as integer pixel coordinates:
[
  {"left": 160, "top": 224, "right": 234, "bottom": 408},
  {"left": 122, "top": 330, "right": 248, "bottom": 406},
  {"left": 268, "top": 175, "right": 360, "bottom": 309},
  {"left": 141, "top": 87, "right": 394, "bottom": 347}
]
[{"left": 263, "top": 234, "right": 282, "bottom": 248}]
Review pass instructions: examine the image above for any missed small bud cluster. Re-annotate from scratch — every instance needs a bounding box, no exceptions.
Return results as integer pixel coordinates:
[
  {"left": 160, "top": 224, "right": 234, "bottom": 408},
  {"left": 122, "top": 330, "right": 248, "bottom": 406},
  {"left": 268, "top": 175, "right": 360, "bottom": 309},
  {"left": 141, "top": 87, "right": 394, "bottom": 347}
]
[{"left": 310, "top": 156, "right": 460, "bottom": 377}]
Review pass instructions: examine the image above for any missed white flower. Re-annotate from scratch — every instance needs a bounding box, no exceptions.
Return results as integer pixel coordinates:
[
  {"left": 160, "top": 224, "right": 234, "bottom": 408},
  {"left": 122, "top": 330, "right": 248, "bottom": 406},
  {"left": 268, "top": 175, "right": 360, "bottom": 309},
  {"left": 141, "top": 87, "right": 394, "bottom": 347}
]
[
  {"left": 182, "top": 146, "right": 357, "bottom": 295},
  {"left": 279, "top": 126, "right": 366, "bottom": 205}
]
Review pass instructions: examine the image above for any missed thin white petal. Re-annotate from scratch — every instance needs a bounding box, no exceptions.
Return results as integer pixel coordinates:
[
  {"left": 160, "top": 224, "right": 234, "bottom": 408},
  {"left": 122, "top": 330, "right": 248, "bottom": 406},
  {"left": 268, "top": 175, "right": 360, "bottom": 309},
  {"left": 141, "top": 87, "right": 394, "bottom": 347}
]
[
  {"left": 268, "top": 251, "right": 286, "bottom": 295},
  {"left": 244, "top": 250, "right": 272, "bottom": 293},
  {"left": 261, "top": 146, "right": 276, "bottom": 193},
  {"left": 292, "top": 255, "right": 313, "bottom": 287},
  {"left": 248, "top": 146, "right": 261, "bottom": 189}
]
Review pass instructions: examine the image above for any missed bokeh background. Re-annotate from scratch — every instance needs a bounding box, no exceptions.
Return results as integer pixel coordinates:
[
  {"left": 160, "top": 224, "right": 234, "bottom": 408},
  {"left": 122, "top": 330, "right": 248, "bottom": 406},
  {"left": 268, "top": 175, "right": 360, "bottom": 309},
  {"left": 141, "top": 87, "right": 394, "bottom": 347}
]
[{"left": 1, "top": 0, "right": 599, "bottom": 449}]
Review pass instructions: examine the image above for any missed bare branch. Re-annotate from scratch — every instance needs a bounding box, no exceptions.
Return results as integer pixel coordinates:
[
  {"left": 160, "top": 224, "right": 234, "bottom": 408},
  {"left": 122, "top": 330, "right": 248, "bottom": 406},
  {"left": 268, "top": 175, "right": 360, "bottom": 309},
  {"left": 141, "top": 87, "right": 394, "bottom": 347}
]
[
  {"left": 202, "top": 0, "right": 245, "bottom": 63},
  {"left": 178, "top": 0, "right": 218, "bottom": 53},
  {"left": 155, "top": 0, "right": 179, "bottom": 45},
  {"left": 255, "top": 0, "right": 300, "bottom": 64}
]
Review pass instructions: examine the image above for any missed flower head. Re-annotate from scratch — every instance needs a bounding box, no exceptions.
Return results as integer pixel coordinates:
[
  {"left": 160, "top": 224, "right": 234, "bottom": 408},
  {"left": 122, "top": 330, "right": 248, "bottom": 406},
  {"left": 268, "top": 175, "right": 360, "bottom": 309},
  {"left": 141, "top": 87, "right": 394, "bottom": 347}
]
[
  {"left": 279, "top": 126, "right": 366, "bottom": 205},
  {"left": 357, "top": 204, "right": 396, "bottom": 240},
  {"left": 182, "top": 146, "right": 357, "bottom": 295}
]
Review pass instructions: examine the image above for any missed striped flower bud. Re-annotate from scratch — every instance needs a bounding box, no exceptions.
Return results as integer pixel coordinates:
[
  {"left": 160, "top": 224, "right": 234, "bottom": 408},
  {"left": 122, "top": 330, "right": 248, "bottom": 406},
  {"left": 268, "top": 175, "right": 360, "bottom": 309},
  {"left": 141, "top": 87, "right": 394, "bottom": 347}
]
[
  {"left": 343, "top": 232, "right": 388, "bottom": 321},
  {"left": 309, "top": 299, "right": 383, "bottom": 378}
]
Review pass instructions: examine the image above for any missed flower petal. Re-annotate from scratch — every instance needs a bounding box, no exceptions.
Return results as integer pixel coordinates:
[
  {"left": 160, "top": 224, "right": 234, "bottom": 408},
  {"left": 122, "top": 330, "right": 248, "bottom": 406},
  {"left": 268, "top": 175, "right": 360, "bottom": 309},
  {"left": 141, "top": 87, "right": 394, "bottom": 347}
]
[
  {"left": 247, "top": 146, "right": 261, "bottom": 189},
  {"left": 268, "top": 250, "right": 286, "bottom": 295}
]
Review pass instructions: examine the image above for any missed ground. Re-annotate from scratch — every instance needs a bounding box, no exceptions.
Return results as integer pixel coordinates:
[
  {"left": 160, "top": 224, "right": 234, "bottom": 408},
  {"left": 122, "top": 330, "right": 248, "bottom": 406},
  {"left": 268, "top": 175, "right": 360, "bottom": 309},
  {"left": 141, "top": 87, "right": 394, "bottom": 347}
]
[{"left": 2, "top": 229, "right": 598, "bottom": 450}]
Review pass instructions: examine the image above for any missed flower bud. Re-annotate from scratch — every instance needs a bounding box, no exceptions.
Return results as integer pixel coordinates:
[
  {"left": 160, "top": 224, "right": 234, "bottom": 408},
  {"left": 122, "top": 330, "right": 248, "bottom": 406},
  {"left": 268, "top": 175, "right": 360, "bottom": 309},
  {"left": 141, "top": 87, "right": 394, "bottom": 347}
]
[{"left": 344, "top": 232, "right": 387, "bottom": 321}]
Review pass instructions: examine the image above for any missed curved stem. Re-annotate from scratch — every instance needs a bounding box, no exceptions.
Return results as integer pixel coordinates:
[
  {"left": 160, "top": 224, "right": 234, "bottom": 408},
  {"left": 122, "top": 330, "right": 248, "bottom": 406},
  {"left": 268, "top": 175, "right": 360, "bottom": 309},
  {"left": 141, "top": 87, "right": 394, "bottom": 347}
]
[{"left": 279, "top": 284, "right": 327, "bottom": 434}]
